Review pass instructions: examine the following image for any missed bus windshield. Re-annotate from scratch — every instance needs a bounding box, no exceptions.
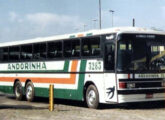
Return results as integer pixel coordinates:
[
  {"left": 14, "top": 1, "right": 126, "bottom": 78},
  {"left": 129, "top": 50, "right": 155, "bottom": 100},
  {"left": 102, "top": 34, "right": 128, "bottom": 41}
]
[{"left": 117, "top": 34, "right": 165, "bottom": 72}]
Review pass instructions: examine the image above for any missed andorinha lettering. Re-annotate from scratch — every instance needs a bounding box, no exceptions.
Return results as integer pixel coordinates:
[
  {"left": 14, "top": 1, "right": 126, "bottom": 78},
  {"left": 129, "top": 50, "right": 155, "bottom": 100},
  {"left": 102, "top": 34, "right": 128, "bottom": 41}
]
[
  {"left": 138, "top": 74, "right": 165, "bottom": 78},
  {"left": 138, "top": 74, "right": 159, "bottom": 78},
  {"left": 8, "top": 62, "right": 47, "bottom": 70}
]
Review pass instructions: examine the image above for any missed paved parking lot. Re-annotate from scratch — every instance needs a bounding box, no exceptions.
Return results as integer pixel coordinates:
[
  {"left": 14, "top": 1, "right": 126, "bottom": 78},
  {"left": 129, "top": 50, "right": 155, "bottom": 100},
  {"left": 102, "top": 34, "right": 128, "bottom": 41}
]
[{"left": 1, "top": 92, "right": 165, "bottom": 120}]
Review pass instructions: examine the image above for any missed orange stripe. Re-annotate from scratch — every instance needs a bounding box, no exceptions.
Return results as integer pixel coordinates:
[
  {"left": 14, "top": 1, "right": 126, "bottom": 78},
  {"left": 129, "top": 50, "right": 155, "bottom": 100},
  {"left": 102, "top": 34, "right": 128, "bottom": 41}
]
[
  {"left": 77, "top": 34, "right": 84, "bottom": 37},
  {"left": 0, "top": 60, "right": 78, "bottom": 84}
]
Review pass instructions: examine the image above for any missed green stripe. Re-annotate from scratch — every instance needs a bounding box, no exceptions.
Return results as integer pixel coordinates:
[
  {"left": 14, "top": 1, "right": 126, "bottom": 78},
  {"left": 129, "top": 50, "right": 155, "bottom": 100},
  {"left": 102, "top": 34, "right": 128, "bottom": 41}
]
[
  {"left": 77, "top": 60, "right": 87, "bottom": 100},
  {"left": 86, "top": 33, "right": 93, "bottom": 36},
  {"left": 63, "top": 60, "right": 69, "bottom": 72},
  {"left": 0, "top": 86, "right": 13, "bottom": 94},
  {"left": 69, "top": 35, "right": 76, "bottom": 38}
]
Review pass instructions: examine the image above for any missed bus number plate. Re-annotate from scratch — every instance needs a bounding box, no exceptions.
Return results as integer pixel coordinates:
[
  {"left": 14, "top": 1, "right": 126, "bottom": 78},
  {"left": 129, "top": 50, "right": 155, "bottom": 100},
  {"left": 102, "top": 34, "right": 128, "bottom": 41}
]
[{"left": 88, "top": 61, "right": 101, "bottom": 71}]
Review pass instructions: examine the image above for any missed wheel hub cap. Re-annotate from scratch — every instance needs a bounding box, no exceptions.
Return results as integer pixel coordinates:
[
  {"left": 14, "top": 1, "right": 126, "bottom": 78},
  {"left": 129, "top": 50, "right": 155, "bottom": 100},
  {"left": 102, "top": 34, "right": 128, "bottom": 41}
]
[
  {"left": 15, "top": 86, "right": 21, "bottom": 97},
  {"left": 26, "top": 86, "right": 32, "bottom": 99},
  {"left": 88, "top": 90, "right": 96, "bottom": 106}
]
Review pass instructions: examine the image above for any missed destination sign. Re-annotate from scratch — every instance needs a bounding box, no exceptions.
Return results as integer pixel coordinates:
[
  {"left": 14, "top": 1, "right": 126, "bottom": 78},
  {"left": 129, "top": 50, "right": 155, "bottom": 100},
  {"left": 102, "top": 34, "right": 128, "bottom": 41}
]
[
  {"left": 136, "top": 35, "right": 155, "bottom": 39},
  {"left": 136, "top": 73, "right": 165, "bottom": 79}
]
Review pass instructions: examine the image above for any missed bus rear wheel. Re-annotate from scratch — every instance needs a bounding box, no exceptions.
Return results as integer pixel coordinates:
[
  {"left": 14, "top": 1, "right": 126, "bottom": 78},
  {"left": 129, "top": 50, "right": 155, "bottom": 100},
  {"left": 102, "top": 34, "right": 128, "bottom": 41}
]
[
  {"left": 14, "top": 81, "right": 23, "bottom": 100},
  {"left": 86, "top": 84, "right": 99, "bottom": 109},
  {"left": 25, "top": 82, "right": 35, "bottom": 102}
]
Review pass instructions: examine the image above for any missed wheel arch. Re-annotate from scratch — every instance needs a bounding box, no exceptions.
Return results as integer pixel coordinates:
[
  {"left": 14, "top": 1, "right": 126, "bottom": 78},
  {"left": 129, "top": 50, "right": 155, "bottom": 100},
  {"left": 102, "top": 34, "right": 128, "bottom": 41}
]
[{"left": 84, "top": 81, "right": 100, "bottom": 109}]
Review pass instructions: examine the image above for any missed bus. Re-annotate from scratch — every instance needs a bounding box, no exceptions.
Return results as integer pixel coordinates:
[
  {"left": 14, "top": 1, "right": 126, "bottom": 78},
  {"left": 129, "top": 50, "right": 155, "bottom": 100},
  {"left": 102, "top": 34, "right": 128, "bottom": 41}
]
[{"left": 0, "top": 27, "right": 165, "bottom": 109}]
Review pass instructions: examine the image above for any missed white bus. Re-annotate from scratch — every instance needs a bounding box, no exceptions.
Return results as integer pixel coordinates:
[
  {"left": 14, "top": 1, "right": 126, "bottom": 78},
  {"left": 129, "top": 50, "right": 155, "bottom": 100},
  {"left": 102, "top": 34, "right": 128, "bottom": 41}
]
[{"left": 0, "top": 27, "right": 165, "bottom": 109}]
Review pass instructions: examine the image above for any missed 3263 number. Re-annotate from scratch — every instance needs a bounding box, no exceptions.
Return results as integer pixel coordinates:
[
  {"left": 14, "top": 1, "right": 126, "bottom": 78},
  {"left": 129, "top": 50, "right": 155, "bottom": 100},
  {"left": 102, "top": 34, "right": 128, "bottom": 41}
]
[{"left": 88, "top": 61, "right": 101, "bottom": 70}]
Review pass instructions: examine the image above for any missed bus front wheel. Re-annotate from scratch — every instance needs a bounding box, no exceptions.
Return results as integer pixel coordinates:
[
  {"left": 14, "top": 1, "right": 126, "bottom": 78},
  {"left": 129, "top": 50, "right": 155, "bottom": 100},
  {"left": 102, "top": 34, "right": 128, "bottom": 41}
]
[
  {"left": 86, "top": 84, "right": 99, "bottom": 109},
  {"left": 25, "top": 82, "right": 35, "bottom": 102},
  {"left": 14, "top": 81, "right": 23, "bottom": 100}
]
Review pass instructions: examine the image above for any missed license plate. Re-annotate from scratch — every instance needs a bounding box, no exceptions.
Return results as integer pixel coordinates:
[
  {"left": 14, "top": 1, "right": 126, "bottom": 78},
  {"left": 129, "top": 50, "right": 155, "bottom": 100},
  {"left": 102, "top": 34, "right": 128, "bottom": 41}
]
[{"left": 146, "top": 94, "right": 153, "bottom": 99}]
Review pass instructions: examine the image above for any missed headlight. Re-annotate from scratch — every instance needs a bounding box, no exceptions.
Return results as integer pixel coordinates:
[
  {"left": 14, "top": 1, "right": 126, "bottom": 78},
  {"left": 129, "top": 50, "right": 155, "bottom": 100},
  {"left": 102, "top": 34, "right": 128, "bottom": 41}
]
[{"left": 127, "top": 83, "right": 135, "bottom": 89}]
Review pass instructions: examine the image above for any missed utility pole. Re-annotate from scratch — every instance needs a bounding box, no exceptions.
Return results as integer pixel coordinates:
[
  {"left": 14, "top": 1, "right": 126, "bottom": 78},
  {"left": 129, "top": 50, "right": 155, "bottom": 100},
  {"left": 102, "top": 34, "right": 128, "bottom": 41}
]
[
  {"left": 133, "top": 18, "right": 135, "bottom": 27},
  {"left": 99, "top": 0, "right": 102, "bottom": 29},
  {"left": 109, "top": 10, "right": 115, "bottom": 27}
]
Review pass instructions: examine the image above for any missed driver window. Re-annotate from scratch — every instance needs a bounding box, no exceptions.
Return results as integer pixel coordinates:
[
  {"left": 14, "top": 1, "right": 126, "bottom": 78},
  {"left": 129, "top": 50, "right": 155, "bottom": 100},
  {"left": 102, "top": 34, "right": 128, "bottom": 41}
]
[{"left": 104, "top": 43, "right": 115, "bottom": 70}]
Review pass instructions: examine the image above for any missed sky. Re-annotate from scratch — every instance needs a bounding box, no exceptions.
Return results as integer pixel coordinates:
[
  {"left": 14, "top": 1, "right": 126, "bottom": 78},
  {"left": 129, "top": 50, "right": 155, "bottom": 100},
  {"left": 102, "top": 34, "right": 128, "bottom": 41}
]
[{"left": 0, "top": 0, "right": 165, "bottom": 42}]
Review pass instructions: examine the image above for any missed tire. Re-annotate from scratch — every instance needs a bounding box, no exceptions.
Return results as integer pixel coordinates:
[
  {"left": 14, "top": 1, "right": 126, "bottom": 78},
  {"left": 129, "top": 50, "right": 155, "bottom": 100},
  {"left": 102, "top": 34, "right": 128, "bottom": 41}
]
[
  {"left": 14, "top": 81, "right": 23, "bottom": 101},
  {"left": 25, "top": 81, "right": 35, "bottom": 102},
  {"left": 86, "top": 84, "right": 99, "bottom": 109}
]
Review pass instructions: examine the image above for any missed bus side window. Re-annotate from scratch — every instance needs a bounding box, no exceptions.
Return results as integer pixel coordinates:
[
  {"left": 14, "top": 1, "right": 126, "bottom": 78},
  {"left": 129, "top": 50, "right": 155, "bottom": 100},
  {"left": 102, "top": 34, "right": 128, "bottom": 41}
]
[
  {"left": 47, "top": 41, "right": 62, "bottom": 59},
  {"left": 33, "top": 43, "right": 47, "bottom": 60},
  {"left": 91, "top": 38, "right": 101, "bottom": 56},
  {"left": 9, "top": 46, "right": 20, "bottom": 61},
  {"left": 40, "top": 43, "right": 47, "bottom": 59},
  {"left": 33, "top": 44, "right": 40, "bottom": 59},
  {"left": 64, "top": 40, "right": 72, "bottom": 57},
  {"left": 71, "top": 40, "right": 80, "bottom": 57},
  {"left": 64, "top": 39, "right": 80, "bottom": 58},
  {"left": 104, "top": 43, "right": 115, "bottom": 70},
  {"left": 21, "top": 45, "right": 32, "bottom": 60},
  {"left": 0, "top": 48, "right": 3, "bottom": 62},
  {"left": 82, "top": 37, "right": 101, "bottom": 57},
  {"left": 0, "top": 47, "right": 8, "bottom": 62}
]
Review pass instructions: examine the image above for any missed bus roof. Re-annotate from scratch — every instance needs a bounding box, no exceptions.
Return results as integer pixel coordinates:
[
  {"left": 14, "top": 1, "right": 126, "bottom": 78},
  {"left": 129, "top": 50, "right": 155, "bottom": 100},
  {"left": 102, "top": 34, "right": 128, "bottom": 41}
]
[{"left": 0, "top": 27, "right": 165, "bottom": 47}]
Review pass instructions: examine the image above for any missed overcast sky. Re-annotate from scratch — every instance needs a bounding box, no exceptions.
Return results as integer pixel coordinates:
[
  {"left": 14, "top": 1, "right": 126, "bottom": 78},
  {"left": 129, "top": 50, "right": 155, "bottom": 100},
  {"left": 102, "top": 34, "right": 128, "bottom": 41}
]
[{"left": 0, "top": 0, "right": 165, "bottom": 42}]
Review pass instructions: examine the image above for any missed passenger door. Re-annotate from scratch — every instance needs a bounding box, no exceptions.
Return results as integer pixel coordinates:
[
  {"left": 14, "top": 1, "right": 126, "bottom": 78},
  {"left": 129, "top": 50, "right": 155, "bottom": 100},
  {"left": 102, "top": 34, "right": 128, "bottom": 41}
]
[{"left": 104, "top": 42, "right": 118, "bottom": 102}]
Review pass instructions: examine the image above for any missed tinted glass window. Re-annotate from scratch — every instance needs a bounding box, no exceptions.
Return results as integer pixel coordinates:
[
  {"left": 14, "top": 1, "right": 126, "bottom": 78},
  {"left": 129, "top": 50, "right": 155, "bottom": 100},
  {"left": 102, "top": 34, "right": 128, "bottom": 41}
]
[
  {"left": 104, "top": 43, "right": 115, "bottom": 70},
  {"left": 33, "top": 44, "right": 40, "bottom": 59},
  {"left": 47, "top": 41, "right": 62, "bottom": 59},
  {"left": 0, "top": 48, "right": 3, "bottom": 61},
  {"left": 0, "top": 47, "right": 8, "bottom": 62},
  {"left": 64, "top": 41, "right": 72, "bottom": 57},
  {"left": 82, "top": 37, "right": 101, "bottom": 57},
  {"left": 40, "top": 43, "right": 47, "bottom": 59},
  {"left": 72, "top": 40, "right": 80, "bottom": 57},
  {"left": 21, "top": 45, "right": 32, "bottom": 60},
  {"left": 64, "top": 39, "right": 80, "bottom": 57},
  {"left": 117, "top": 40, "right": 133, "bottom": 71},
  {"left": 9, "top": 46, "right": 20, "bottom": 61},
  {"left": 117, "top": 34, "right": 165, "bottom": 72},
  {"left": 33, "top": 43, "right": 47, "bottom": 60}
]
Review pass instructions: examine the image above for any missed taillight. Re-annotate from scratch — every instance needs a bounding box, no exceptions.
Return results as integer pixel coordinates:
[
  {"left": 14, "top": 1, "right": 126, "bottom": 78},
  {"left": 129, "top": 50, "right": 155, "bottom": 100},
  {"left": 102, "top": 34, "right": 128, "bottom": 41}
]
[
  {"left": 162, "top": 81, "right": 165, "bottom": 87},
  {"left": 119, "top": 82, "right": 126, "bottom": 89}
]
